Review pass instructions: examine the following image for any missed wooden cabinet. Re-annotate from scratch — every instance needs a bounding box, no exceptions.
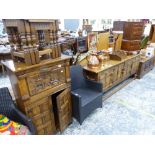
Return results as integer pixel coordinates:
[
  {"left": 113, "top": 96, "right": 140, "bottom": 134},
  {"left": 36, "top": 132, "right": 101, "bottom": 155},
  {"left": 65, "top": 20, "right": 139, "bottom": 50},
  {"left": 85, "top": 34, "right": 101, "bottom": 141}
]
[
  {"left": 121, "top": 40, "right": 141, "bottom": 51},
  {"left": 137, "top": 56, "right": 155, "bottom": 79},
  {"left": 121, "top": 22, "right": 144, "bottom": 52},
  {"left": 26, "top": 63, "right": 66, "bottom": 96},
  {"left": 83, "top": 54, "right": 141, "bottom": 92},
  {"left": 123, "top": 22, "right": 144, "bottom": 40},
  {"left": 2, "top": 55, "right": 72, "bottom": 134}
]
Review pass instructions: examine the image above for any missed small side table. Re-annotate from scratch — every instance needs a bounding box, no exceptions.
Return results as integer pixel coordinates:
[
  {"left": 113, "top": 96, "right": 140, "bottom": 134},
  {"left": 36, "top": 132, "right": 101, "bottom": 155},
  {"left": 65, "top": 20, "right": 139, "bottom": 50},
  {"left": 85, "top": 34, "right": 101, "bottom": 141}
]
[{"left": 137, "top": 56, "right": 155, "bottom": 79}]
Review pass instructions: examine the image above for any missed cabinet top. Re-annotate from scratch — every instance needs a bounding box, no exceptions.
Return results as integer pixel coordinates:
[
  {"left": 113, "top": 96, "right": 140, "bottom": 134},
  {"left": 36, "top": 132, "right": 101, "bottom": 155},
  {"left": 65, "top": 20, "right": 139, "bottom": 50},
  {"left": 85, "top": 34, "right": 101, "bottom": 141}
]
[
  {"left": 2, "top": 55, "right": 71, "bottom": 73},
  {"left": 83, "top": 54, "right": 140, "bottom": 74}
]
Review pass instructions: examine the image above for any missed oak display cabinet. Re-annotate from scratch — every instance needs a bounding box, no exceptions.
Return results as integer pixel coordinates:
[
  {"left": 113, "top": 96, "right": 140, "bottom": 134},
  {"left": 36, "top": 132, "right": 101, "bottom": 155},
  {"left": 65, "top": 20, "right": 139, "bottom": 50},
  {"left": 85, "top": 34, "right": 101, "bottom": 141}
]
[{"left": 2, "top": 55, "right": 72, "bottom": 134}]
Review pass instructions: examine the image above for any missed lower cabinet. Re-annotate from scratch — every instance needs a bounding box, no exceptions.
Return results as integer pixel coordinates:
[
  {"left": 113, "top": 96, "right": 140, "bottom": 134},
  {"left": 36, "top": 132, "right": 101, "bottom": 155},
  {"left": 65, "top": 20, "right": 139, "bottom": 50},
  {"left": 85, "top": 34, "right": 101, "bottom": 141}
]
[
  {"left": 4, "top": 57, "right": 72, "bottom": 135},
  {"left": 83, "top": 55, "right": 141, "bottom": 92},
  {"left": 137, "top": 56, "right": 155, "bottom": 79},
  {"left": 24, "top": 88, "right": 72, "bottom": 135}
]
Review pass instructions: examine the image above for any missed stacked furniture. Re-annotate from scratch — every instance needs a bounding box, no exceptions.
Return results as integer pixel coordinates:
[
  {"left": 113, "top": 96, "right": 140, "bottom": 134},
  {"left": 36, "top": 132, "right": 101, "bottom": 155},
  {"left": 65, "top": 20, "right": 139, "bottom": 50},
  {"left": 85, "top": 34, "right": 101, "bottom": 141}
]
[
  {"left": 121, "top": 22, "right": 144, "bottom": 52},
  {"left": 2, "top": 19, "right": 73, "bottom": 135},
  {"left": 70, "top": 65, "right": 103, "bottom": 124},
  {"left": 3, "top": 19, "right": 61, "bottom": 65},
  {"left": 2, "top": 55, "right": 72, "bottom": 135}
]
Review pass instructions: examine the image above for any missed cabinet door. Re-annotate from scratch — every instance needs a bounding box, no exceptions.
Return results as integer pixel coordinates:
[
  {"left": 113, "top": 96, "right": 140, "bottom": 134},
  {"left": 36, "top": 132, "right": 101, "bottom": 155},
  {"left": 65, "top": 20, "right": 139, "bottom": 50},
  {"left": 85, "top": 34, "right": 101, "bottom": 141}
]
[
  {"left": 117, "top": 63, "right": 124, "bottom": 80},
  {"left": 56, "top": 88, "right": 72, "bottom": 132},
  {"left": 125, "top": 60, "right": 132, "bottom": 77}
]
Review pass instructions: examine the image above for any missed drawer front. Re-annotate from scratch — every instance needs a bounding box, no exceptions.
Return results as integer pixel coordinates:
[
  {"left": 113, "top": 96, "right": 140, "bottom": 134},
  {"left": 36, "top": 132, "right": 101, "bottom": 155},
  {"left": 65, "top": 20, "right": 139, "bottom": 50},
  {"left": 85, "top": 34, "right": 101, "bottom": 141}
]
[
  {"left": 132, "top": 26, "right": 144, "bottom": 32},
  {"left": 123, "top": 22, "right": 144, "bottom": 40},
  {"left": 121, "top": 40, "right": 141, "bottom": 51},
  {"left": 26, "top": 64, "right": 66, "bottom": 96},
  {"left": 130, "top": 41, "right": 140, "bottom": 46},
  {"left": 25, "top": 97, "right": 52, "bottom": 117}
]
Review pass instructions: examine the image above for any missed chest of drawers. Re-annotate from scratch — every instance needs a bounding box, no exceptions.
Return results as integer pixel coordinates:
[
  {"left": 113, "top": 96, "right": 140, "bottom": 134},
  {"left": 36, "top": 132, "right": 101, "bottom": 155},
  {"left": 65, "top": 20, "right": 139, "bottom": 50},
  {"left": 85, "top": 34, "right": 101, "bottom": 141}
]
[
  {"left": 121, "top": 40, "right": 141, "bottom": 51},
  {"left": 123, "top": 22, "right": 144, "bottom": 40}
]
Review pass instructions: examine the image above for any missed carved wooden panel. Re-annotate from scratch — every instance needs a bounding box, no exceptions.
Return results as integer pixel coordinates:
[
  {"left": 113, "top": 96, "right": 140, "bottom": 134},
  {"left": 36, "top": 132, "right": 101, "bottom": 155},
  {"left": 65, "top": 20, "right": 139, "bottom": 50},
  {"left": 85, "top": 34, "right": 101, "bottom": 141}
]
[
  {"left": 25, "top": 96, "right": 56, "bottom": 135},
  {"left": 25, "top": 97, "right": 51, "bottom": 117},
  {"left": 26, "top": 64, "right": 66, "bottom": 96},
  {"left": 56, "top": 88, "right": 72, "bottom": 132}
]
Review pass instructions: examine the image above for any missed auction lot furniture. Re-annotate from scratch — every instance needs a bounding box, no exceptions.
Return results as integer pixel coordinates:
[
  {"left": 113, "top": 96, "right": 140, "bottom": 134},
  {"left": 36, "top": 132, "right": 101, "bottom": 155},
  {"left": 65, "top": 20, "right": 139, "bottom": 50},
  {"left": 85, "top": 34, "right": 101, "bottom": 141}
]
[
  {"left": 2, "top": 55, "right": 72, "bottom": 135},
  {"left": 137, "top": 56, "right": 155, "bottom": 79},
  {"left": 121, "top": 22, "right": 144, "bottom": 52},
  {"left": 83, "top": 54, "right": 141, "bottom": 92},
  {"left": 3, "top": 19, "right": 61, "bottom": 65},
  {"left": 70, "top": 65, "right": 103, "bottom": 124}
]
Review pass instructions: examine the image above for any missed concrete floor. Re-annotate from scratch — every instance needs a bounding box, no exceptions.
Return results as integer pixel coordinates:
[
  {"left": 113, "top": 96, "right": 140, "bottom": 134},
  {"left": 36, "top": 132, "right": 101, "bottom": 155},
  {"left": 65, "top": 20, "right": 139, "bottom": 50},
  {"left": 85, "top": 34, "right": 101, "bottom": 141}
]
[{"left": 0, "top": 68, "right": 155, "bottom": 135}]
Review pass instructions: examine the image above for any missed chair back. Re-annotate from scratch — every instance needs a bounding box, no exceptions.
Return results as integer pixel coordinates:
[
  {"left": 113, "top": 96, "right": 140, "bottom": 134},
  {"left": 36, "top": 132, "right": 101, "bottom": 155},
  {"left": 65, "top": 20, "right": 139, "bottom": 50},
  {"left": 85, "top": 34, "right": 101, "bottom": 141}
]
[{"left": 70, "top": 65, "right": 85, "bottom": 90}]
